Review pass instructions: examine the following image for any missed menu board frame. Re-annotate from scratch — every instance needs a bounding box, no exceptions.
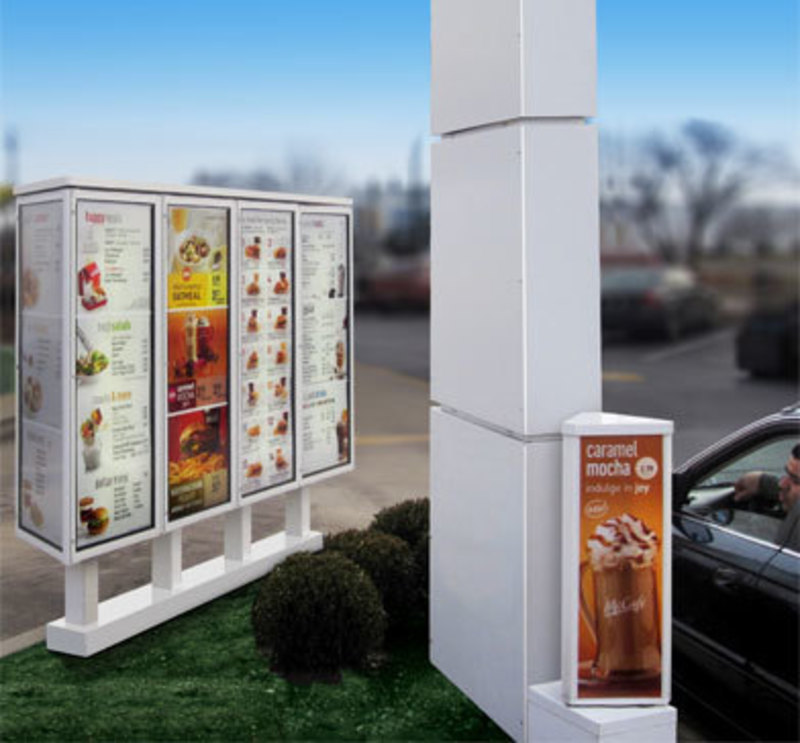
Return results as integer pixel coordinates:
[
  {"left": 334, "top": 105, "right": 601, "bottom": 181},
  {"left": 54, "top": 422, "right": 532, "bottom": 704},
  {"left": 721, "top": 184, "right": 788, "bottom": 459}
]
[
  {"left": 298, "top": 207, "right": 355, "bottom": 485},
  {"left": 71, "top": 192, "right": 160, "bottom": 555},
  {"left": 163, "top": 197, "right": 237, "bottom": 532},
  {"left": 237, "top": 204, "right": 300, "bottom": 505},
  {"left": 14, "top": 179, "right": 353, "bottom": 566},
  {"left": 16, "top": 194, "right": 71, "bottom": 561}
]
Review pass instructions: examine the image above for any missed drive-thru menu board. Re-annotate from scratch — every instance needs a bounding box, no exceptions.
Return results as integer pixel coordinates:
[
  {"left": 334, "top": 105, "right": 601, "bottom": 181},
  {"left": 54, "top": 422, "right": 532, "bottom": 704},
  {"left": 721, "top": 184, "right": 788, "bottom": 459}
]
[
  {"left": 75, "top": 201, "right": 155, "bottom": 548},
  {"left": 18, "top": 202, "right": 65, "bottom": 549},
  {"left": 300, "top": 214, "right": 351, "bottom": 476},
  {"left": 166, "top": 207, "right": 231, "bottom": 520},
  {"left": 16, "top": 180, "right": 352, "bottom": 565},
  {"left": 239, "top": 209, "right": 296, "bottom": 495}
]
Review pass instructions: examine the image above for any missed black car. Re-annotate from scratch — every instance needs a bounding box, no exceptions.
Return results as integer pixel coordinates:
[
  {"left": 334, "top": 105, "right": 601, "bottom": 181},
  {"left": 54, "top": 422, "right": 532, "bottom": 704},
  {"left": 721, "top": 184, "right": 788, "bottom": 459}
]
[
  {"left": 736, "top": 301, "right": 799, "bottom": 379},
  {"left": 602, "top": 264, "right": 718, "bottom": 340},
  {"left": 672, "top": 404, "right": 800, "bottom": 740}
]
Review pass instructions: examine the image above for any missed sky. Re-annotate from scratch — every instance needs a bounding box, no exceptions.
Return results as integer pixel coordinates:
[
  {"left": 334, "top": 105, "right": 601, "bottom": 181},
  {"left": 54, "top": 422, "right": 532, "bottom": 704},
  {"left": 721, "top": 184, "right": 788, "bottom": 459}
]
[{"left": 1, "top": 0, "right": 798, "bottom": 194}]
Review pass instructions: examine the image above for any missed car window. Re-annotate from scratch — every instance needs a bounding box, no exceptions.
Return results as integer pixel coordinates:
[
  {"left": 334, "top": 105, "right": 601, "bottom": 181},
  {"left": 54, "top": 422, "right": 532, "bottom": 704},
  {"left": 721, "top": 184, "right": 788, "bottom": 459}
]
[{"left": 684, "top": 436, "right": 797, "bottom": 546}]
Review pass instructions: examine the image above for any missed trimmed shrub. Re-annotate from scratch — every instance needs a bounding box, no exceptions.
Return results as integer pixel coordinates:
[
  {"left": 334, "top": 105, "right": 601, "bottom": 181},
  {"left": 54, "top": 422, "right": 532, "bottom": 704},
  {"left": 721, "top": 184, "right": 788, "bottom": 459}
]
[
  {"left": 251, "top": 551, "right": 385, "bottom": 675},
  {"left": 325, "top": 529, "right": 415, "bottom": 628},
  {"left": 412, "top": 533, "right": 430, "bottom": 608},
  {"left": 369, "top": 497, "right": 430, "bottom": 549}
]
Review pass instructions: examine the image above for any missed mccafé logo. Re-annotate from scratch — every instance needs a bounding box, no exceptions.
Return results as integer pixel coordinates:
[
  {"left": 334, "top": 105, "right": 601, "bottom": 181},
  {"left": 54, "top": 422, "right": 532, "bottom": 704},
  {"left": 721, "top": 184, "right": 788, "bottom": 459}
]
[
  {"left": 604, "top": 595, "right": 646, "bottom": 619},
  {"left": 584, "top": 499, "right": 609, "bottom": 519}
]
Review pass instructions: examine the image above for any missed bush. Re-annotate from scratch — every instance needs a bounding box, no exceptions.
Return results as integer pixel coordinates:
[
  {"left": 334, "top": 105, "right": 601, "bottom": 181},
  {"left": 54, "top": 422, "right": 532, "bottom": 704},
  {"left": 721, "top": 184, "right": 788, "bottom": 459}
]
[
  {"left": 412, "top": 533, "right": 430, "bottom": 609},
  {"left": 251, "top": 551, "right": 385, "bottom": 675},
  {"left": 369, "top": 498, "right": 429, "bottom": 549},
  {"left": 325, "top": 529, "right": 415, "bottom": 628}
]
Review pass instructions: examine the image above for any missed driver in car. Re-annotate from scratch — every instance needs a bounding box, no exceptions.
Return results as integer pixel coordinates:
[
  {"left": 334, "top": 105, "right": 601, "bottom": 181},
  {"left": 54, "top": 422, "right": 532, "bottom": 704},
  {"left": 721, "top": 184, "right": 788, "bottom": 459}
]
[{"left": 734, "top": 443, "right": 800, "bottom": 550}]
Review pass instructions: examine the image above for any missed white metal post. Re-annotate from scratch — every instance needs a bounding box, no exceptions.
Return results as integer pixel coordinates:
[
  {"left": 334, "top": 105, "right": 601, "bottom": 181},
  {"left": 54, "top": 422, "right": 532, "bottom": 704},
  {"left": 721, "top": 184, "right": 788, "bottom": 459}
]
[
  {"left": 65, "top": 560, "right": 99, "bottom": 626},
  {"left": 151, "top": 530, "right": 182, "bottom": 593},
  {"left": 224, "top": 505, "right": 252, "bottom": 565},
  {"left": 285, "top": 487, "right": 311, "bottom": 538},
  {"left": 431, "top": 1, "right": 600, "bottom": 740}
]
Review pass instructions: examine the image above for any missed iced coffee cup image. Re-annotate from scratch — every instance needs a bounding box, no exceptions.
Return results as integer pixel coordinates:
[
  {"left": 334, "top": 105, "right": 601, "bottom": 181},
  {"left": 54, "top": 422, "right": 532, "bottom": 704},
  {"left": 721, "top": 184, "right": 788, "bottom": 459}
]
[{"left": 580, "top": 513, "right": 661, "bottom": 685}]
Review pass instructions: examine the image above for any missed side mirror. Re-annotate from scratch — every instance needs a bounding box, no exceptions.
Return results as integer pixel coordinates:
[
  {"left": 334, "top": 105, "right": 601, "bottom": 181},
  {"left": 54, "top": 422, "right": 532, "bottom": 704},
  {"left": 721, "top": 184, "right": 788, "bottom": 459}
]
[{"left": 710, "top": 508, "right": 734, "bottom": 526}]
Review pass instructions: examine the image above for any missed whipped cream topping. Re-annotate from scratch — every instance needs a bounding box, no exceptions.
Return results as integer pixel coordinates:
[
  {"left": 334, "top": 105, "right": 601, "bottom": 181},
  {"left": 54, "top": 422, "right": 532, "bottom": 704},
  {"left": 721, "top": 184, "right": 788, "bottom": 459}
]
[{"left": 587, "top": 513, "right": 659, "bottom": 569}]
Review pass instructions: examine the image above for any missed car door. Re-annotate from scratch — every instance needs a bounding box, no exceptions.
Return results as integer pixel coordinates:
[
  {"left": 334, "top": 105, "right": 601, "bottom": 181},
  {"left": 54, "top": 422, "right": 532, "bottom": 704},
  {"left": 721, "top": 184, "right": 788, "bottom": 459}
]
[
  {"left": 748, "top": 545, "right": 800, "bottom": 741},
  {"left": 672, "top": 505, "right": 773, "bottom": 698},
  {"left": 672, "top": 433, "right": 798, "bottom": 725}
]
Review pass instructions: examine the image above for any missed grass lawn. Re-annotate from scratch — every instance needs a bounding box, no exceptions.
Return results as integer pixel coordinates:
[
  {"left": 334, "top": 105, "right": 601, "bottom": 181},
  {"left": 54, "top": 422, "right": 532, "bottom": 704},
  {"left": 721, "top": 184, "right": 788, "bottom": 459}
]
[{"left": 0, "top": 583, "right": 508, "bottom": 741}]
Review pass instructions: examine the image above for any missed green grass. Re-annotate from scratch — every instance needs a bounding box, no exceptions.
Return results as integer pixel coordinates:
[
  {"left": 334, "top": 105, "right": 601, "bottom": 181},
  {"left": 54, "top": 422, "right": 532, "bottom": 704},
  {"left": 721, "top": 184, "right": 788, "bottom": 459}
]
[{"left": 0, "top": 583, "right": 508, "bottom": 742}]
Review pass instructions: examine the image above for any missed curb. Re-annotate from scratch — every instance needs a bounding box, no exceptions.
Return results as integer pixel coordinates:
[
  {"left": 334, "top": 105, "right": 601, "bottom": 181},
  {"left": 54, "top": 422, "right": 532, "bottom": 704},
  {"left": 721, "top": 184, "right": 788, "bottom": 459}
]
[{"left": 0, "top": 626, "right": 45, "bottom": 658}]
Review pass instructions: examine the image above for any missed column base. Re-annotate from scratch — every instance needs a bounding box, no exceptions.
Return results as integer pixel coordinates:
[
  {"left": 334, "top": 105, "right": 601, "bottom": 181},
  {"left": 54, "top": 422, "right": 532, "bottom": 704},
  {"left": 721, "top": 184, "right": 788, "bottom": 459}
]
[{"left": 528, "top": 682, "right": 676, "bottom": 742}]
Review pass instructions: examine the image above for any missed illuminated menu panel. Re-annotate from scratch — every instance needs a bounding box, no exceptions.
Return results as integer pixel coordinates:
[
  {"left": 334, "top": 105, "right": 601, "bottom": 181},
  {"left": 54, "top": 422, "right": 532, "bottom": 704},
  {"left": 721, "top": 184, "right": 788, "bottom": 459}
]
[
  {"left": 75, "top": 201, "right": 154, "bottom": 549},
  {"left": 166, "top": 207, "right": 231, "bottom": 521},
  {"left": 18, "top": 202, "right": 65, "bottom": 550},
  {"left": 239, "top": 209, "right": 296, "bottom": 495},
  {"left": 300, "top": 213, "right": 351, "bottom": 476}
]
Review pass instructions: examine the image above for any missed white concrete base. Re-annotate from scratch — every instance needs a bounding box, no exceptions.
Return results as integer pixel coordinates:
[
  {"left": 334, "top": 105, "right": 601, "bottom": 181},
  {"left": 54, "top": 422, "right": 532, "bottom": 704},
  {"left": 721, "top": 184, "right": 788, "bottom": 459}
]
[
  {"left": 528, "top": 682, "right": 676, "bottom": 742},
  {"left": 47, "top": 531, "right": 322, "bottom": 657}
]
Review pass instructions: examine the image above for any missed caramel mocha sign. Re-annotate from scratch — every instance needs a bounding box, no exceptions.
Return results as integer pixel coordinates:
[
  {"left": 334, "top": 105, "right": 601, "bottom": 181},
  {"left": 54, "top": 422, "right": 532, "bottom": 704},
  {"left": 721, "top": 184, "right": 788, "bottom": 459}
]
[{"left": 576, "top": 435, "right": 665, "bottom": 701}]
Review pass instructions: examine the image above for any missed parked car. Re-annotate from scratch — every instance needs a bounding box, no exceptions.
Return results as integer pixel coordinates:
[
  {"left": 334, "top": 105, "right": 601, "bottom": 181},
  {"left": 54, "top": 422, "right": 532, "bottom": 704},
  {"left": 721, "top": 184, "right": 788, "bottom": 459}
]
[
  {"left": 602, "top": 264, "right": 718, "bottom": 340},
  {"left": 672, "top": 404, "right": 800, "bottom": 741},
  {"left": 736, "top": 301, "right": 799, "bottom": 379},
  {"left": 358, "top": 254, "right": 430, "bottom": 311}
]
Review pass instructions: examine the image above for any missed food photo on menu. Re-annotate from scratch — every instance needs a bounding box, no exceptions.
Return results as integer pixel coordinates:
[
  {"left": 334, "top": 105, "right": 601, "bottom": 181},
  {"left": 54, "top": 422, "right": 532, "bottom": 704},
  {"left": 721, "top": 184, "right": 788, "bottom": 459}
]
[
  {"left": 78, "top": 496, "right": 110, "bottom": 539},
  {"left": 168, "top": 407, "right": 229, "bottom": 519},
  {"left": 78, "top": 262, "right": 108, "bottom": 311},
  {"left": 167, "top": 207, "right": 228, "bottom": 309},
  {"left": 75, "top": 325, "right": 109, "bottom": 382},
  {"left": 79, "top": 408, "right": 104, "bottom": 472},
  {"left": 273, "top": 307, "right": 289, "bottom": 331}
]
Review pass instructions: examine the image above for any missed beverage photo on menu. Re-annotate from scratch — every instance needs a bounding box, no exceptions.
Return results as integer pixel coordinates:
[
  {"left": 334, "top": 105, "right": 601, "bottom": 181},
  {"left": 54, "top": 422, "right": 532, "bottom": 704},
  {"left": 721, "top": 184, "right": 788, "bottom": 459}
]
[
  {"left": 168, "top": 310, "right": 228, "bottom": 412},
  {"left": 577, "top": 435, "right": 665, "bottom": 700}
]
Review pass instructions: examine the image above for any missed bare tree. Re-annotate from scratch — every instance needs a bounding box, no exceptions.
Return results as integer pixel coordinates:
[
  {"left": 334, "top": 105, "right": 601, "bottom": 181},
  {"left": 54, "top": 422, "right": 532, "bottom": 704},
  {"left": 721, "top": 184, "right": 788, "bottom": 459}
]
[{"left": 627, "top": 120, "right": 797, "bottom": 265}]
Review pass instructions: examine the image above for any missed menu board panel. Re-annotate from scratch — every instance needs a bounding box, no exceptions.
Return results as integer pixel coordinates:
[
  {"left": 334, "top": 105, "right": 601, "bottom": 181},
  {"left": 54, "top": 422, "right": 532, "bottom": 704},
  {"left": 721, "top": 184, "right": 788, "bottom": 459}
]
[
  {"left": 77, "top": 202, "right": 152, "bottom": 314},
  {"left": 18, "top": 201, "right": 65, "bottom": 549},
  {"left": 20, "top": 316, "right": 63, "bottom": 429},
  {"left": 19, "top": 423, "right": 64, "bottom": 548},
  {"left": 167, "top": 206, "right": 231, "bottom": 520},
  {"left": 75, "top": 200, "right": 154, "bottom": 549},
  {"left": 300, "top": 214, "right": 351, "bottom": 476},
  {"left": 167, "top": 207, "right": 228, "bottom": 309},
  {"left": 19, "top": 201, "right": 63, "bottom": 315},
  {"left": 239, "top": 209, "right": 295, "bottom": 495},
  {"left": 168, "top": 407, "right": 230, "bottom": 519},
  {"left": 167, "top": 309, "right": 228, "bottom": 412}
]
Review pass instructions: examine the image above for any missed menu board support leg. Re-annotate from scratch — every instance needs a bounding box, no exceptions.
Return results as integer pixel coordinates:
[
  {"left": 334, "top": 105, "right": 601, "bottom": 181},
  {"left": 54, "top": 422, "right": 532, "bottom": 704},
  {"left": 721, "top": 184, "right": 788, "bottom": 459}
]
[
  {"left": 224, "top": 506, "right": 252, "bottom": 565},
  {"left": 64, "top": 560, "right": 99, "bottom": 626},
  {"left": 285, "top": 487, "right": 310, "bottom": 538},
  {"left": 152, "top": 531, "right": 182, "bottom": 593}
]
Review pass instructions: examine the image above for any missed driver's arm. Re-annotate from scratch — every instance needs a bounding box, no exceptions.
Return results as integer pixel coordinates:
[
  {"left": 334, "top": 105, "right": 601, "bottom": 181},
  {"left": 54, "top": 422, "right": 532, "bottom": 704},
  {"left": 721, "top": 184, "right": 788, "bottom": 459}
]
[{"left": 733, "top": 471, "right": 780, "bottom": 503}]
